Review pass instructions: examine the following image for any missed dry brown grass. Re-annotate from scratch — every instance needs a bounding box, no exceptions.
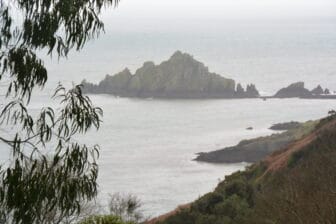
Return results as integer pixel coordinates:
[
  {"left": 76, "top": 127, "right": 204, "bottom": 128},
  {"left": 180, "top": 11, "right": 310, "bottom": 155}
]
[
  {"left": 145, "top": 204, "right": 190, "bottom": 224},
  {"left": 264, "top": 118, "right": 336, "bottom": 172}
]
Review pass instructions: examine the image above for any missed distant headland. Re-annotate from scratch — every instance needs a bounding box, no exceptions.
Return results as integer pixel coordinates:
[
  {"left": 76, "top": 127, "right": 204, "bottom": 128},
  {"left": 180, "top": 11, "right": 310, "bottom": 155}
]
[
  {"left": 81, "top": 51, "right": 259, "bottom": 99},
  {"left": 82, "top": 51, "right": 335, "bottom": 99},
  {"left": 195, "top": 120, "right": 318, "bottom": 163}
]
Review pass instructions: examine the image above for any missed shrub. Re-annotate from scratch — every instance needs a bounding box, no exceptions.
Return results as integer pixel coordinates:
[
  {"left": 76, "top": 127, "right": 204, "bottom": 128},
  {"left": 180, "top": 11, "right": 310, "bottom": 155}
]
[
  {"left": 78, "top": 215, "right": 134, "bottom": 224},
  {"left": 193, "top": 193, "right": 223, "bottom": 213},
  {"left": 108, "top": 193, "right": 144, "bottom": 223},
  {"left": 213, "top": 195, "right": 250, "bottom": 220}
]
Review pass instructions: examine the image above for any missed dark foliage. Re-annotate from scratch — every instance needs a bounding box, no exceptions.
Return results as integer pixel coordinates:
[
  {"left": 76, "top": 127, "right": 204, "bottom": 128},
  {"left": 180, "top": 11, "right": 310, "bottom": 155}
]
[{"left": 0, "top": 0, "right": 119, "bottom": 223}]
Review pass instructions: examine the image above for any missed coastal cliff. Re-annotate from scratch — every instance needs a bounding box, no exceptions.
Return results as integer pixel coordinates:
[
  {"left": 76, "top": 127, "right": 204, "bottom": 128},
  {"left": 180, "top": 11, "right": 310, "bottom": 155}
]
[{"left": 82, "top": 51, "right": 260, "bottom": 98}]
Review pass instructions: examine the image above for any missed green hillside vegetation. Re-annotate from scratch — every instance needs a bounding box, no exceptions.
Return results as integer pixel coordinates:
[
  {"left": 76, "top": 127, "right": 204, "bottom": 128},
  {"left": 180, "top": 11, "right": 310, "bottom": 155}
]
[
  {"left": 78, "top": 215, "right": 134, "bottom": 224},
  {"left": 158, "top": 114, "right": 336, "bottom": 224}
]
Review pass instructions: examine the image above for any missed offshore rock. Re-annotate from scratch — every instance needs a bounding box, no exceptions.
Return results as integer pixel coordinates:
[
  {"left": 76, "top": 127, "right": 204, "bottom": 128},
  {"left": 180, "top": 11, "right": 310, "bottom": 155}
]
[{"left": 82, "top": 51, "right": 260, "bottom": 99}]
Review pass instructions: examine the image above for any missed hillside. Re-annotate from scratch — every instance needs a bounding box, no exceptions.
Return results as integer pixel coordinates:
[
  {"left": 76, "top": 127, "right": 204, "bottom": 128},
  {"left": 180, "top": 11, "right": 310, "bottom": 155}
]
[
  {"left": 154, "top": 113, "right": 336, "bottom": 224},
  {"left": 81, "top": 51, "right": 259, "bottom": 98}
]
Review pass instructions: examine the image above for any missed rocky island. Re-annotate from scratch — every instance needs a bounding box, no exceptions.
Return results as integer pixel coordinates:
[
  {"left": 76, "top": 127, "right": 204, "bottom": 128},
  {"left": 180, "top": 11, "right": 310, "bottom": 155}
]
[
  {"left": 81, "top": 51, "right": 260, "bottom": 98},
  {"left": 82, "top": 52, "right": 335, "bottom": 100},
  {"left": 273, "top": 82, "right": 334, "bottom": 99}
]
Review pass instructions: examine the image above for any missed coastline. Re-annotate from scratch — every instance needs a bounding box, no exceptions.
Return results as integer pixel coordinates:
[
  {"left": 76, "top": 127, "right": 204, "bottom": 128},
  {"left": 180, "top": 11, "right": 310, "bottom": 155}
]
[{"left": 194, "top": 120, "right": 317, "bottom": 164}]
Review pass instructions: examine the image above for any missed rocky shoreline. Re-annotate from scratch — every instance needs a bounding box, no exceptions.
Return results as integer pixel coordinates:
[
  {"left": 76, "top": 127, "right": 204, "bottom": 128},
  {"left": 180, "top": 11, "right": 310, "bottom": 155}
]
[
  {"left": 269, "top": 121, "right": 301, "bottom": 130},
  {"left": 194, "top": 120, "right": 317, "bottom": 163}
]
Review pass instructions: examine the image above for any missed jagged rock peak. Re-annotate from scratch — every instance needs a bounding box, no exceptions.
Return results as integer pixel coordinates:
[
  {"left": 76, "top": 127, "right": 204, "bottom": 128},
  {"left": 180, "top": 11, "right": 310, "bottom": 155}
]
[
  {"left": 246, "top": 84, "right": 260, "bottom": 97},
  {"left": 236, "top": 83, "right": 245, "bottom": 94},
  {"left": 122, "top": 67, "right": 131, "bottom": 73},
  {"left": 311, "top": 84, "right": 331, "bottom": 95},
  {"left": 311, "top": 85, "right": 324, "bottom": 95},
  {"left": 169, "top": 51, "right": 195, "bottom": 61},
  {"left": 171, "top": 50, "right": 185, "bottom": 57},
  {"left": 142, "top": 61, "right": 155, "bottom": 68}
]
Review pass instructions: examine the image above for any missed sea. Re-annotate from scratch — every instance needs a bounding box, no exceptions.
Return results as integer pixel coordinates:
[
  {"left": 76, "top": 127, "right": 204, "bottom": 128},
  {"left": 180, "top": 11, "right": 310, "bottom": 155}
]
[{"left": 1, "top": 18, "right": 336, "bottom": 217}]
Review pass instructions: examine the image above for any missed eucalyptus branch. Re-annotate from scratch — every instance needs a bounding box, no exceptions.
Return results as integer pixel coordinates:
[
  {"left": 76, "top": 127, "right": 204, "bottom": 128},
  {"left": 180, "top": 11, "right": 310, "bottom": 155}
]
[{"left": 0, "top": 1, "right": 117, "bottom": 223}]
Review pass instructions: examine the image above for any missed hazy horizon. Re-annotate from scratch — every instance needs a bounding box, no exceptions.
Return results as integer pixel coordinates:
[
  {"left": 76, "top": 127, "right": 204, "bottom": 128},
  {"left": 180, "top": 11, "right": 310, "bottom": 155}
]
[
  {"left": 101, "top": 0, "right": 336, "bottom": 32},
  {"left": 34, "top": 0, "right": 336, "bottom": 96}
]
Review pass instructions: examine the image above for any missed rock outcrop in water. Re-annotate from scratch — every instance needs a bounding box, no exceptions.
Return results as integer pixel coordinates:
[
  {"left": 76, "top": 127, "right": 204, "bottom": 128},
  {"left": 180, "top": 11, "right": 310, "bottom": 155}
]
[
  {"left": 272, "top": 82, "right": 335, "bottom": 99},
  {"left": 311, "top": 85, "right": 324, "bottom": 95},
  {"left": 82, "top": 51, "right": 260, "bottom": 98},
  {"left": 311, "top": 85, "right": 331, "bottom": 96},
  {"left": 273, "top": 82, "right": 312, "bottom": 98}
]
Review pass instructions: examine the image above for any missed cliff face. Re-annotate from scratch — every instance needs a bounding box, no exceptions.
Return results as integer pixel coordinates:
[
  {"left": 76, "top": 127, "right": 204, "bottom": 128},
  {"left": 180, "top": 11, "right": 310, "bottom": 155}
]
[{"left": 82, "top": 51, "right": 259, "bottom": 98}]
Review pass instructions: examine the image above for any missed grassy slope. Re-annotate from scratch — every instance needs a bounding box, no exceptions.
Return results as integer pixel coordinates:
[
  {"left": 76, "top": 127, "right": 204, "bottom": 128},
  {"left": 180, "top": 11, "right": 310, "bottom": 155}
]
[{"left": 158, "top": 115, "right": 336, "bottom": 224}]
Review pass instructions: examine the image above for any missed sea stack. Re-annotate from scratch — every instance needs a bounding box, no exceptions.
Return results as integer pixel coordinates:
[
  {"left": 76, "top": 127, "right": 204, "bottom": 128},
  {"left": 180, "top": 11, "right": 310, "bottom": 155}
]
[{"left": 82, "top": 51, "right": 260, "bottom": 99}]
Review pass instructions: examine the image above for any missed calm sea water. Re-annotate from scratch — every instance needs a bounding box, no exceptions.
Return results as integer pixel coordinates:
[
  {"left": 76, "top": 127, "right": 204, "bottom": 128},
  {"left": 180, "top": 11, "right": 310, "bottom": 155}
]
[
  {"left": 89, "top": 96, "right": 336, "bottom": 216},
  {"left": 1, "top": 94, "right": 336, "bottom": 216},
  {"left": 1, "top": 19, "right": 336, "bottom": 217},
  {"left": 2, "top": 95, "right": 334, "bottom": 217}
]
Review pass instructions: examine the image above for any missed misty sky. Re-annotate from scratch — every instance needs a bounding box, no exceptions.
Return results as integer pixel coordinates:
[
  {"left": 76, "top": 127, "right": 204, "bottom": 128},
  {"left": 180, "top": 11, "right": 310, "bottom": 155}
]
[{"left": 102, "top": 0, "right": 336, "bottom": 31}]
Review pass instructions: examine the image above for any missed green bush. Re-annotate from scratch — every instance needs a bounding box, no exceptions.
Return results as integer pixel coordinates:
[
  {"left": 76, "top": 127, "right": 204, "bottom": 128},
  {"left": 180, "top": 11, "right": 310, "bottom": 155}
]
[
  {"left": 193, "top": 192, "right": 223, "bottom": 213},
  {"left": 287, "top": 150, "right": 306, "bottom": 168},
  {"left": 213, "top": 195, "right": 250, "bottom": 219},
  {"left": 78, "top": 215, "right": 134, "bottom": 224},
  {"left": 160, "top": 211, "right": 195, "bottom": 224}
]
